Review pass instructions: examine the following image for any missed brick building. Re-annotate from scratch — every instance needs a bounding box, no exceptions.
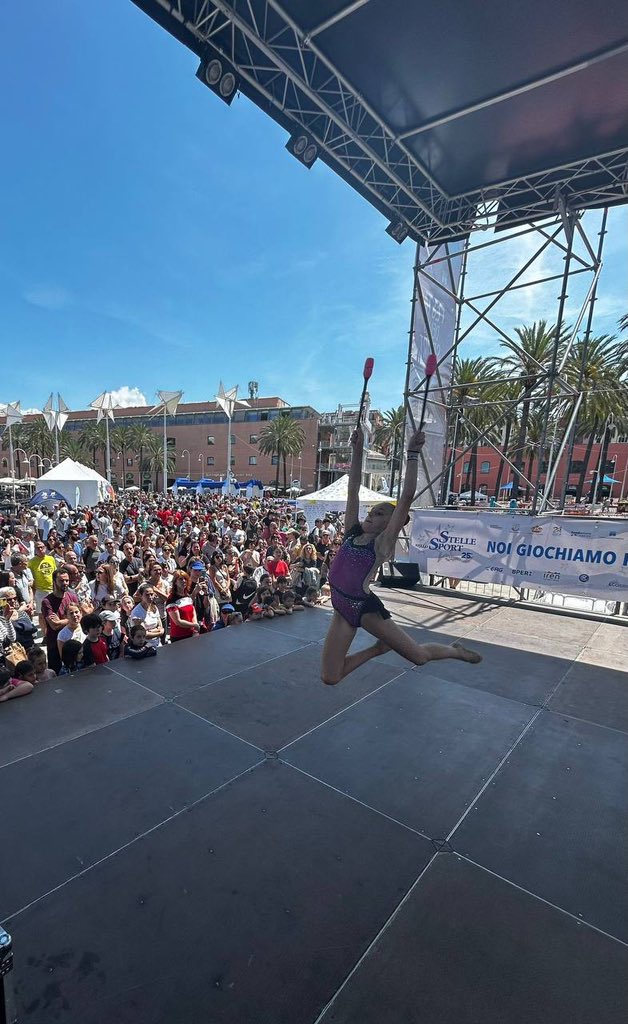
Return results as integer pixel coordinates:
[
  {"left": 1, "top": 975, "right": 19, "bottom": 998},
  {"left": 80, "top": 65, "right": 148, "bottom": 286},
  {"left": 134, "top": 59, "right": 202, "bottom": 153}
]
[
  {"left": 4, "top": 397, "right": 320, "bottom": 492},
  {"left": 449, "top": 440, "right": 628, "bottom": 501}
]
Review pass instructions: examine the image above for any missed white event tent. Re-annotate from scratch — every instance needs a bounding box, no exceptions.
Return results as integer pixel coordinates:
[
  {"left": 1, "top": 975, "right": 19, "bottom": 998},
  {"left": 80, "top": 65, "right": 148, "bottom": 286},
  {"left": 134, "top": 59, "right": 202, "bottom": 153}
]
[
  {"left": 34, "top": 458, "right": 114, "bottom": 508},
  {"left": 297, "top": 474, "right": 391, "bottom": 526}
]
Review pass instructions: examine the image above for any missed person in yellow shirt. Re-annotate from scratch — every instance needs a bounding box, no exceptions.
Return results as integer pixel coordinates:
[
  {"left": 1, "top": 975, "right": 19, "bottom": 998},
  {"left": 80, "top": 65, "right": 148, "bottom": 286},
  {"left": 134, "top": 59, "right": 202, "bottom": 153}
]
[{"left": 28, "top": 540, "right": 57, "bottom": 634}]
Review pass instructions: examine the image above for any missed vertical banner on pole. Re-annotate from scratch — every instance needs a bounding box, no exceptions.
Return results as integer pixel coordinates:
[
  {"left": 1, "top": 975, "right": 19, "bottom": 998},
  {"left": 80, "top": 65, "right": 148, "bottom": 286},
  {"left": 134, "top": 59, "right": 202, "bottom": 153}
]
[{"left": 405, "top": 240, "right": 465, "bottom": 506}]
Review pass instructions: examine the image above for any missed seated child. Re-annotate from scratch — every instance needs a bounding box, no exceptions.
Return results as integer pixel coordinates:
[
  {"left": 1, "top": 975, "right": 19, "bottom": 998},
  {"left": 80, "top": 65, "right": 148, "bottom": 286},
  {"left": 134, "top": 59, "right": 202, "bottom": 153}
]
[
  {"left": 211, "top": 603, "right": 244, "bottom": 630},
  {"left": 302, "top": 586, "right": 321, "bottom": 607},
  {"left": 233, "top": 566, "right": 259, "bottom": 619},
  {"left": 59, "top": 639, "right": 84, "bottom": 675},
  {"left": 281, "top": 589, "right": 303, "bottom": 614},
  {"left": 124, "top": 623, "right": 157, "bottom": 659},
  {"left": 27, "top": 646, "right": 57, "bottom": 681},
  {"left": 81, "top": 614, "right": 110, "bottom": 667},
  {"left": 0, "top": 662, "right": 35, "bottom": 701},
  {"left": 100, "top": 610, "right": 123, "bottom": 660}
]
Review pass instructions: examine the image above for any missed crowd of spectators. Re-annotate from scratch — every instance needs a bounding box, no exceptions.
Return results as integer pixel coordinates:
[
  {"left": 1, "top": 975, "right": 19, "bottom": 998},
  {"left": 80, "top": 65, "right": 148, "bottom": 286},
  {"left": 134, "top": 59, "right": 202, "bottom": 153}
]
[{"left": 0, "top": 495, "right": 344, "bottom": 701}]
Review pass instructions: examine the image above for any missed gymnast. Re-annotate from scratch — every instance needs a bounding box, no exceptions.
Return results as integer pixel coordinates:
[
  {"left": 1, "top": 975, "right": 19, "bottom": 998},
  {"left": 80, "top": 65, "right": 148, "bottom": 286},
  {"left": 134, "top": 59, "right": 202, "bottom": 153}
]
[{"left": 321, "top": 425, "right": 482, "bottom": 684}]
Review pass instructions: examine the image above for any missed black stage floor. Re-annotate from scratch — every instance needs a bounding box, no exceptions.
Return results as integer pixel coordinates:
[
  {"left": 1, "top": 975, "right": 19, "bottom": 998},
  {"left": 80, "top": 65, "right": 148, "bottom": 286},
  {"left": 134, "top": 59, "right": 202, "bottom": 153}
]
[{"left": 2, "top": 591, "right": 627, "bottom": 1023}]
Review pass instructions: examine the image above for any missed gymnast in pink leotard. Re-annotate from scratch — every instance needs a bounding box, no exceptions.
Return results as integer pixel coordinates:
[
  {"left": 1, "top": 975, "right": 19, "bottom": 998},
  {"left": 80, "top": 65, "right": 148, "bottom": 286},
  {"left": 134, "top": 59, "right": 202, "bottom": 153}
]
[{"left": 321, "top": 425, "right": 482, "bottom": 685}]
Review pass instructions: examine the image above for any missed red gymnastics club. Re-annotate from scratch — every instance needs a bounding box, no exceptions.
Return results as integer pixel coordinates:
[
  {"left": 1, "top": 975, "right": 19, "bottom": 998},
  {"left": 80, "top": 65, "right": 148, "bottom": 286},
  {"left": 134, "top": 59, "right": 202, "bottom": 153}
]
[
  {"left": 357, "top": 357, "right": 374, "bottom": 425},
  {"left": 418, "top": 353, "right": 438, "bottom": 430}
]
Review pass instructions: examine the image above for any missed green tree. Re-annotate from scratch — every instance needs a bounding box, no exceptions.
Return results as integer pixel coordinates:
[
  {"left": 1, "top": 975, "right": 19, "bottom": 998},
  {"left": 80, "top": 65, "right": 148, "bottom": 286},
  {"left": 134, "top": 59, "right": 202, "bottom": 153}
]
[
  {"left": 258, "top": 414, "right": 306, "bottom": 494},
  {"left": 79, "top": 420, "right": 107, "bottom": 470},
  {"left": 129, "top": 424, "right": 154, "bottom": 489},
  {"left": 451, "top": 357, "right": 499, "bottom": 503},
  {"left": 61, "top": 434, "right": 87, "bottom": 462},
  {"left": 111, "top": 426, "right": 134, "bottom": 489},
  {"left": 23, "top": 417, "right": 55, "bottom": 462},
  {"left": 374, "top": 406, "right": 404, "bottom": 495},
  {"left": 563, "top": 335, "right": 628, "bottom": 500},
  {"left": 143, "top": 433, "right": 177, "bottom": 492},
  {"left": 499, "top": 320, "right": 569, "bottom": 499}
]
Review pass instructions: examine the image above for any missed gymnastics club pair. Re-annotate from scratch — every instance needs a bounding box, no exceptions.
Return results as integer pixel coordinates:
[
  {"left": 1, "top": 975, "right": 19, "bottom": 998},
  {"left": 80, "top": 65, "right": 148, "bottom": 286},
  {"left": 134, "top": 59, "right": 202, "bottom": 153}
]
[{"left": 357, "top": 353, "right": 437, "bottom": 430}]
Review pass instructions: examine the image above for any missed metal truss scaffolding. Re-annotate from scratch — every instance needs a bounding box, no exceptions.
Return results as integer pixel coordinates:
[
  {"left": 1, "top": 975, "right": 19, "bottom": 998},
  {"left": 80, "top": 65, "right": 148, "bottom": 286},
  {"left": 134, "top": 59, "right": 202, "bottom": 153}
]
[
  {"left": 403, "top": 208, "right": 609, "bottom": 513},
  {"left": 134, "top": 1, "right": 628, "bottom": 243}
]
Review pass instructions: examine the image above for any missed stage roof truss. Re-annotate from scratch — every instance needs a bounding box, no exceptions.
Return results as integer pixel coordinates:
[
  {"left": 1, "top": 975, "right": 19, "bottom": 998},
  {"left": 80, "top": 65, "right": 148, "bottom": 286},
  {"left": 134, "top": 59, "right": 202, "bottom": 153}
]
[{"left": 135, "top": 0, "right": 628, "bottom": 241}]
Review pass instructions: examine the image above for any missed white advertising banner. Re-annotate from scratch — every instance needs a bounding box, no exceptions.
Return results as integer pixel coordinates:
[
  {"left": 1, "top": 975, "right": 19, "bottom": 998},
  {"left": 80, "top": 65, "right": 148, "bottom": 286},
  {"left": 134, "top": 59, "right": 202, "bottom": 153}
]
[
  {"left": 406, "top": 241, "right": 465, "bottom": 506},
  {"left": 410, "top": 511, "right": 628, "bottom": 601}
]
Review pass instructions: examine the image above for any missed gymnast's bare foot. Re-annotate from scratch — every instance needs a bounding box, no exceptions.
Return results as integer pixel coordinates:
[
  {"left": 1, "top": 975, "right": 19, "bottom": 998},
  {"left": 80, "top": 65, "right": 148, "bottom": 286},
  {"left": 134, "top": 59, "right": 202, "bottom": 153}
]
[{"left": 452, "top": 641, "right": 482, "bottom": 664}]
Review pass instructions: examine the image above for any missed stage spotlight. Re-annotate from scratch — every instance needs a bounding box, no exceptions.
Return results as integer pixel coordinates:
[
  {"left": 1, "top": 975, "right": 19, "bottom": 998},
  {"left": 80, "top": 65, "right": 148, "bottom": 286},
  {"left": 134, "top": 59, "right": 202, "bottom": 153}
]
[
  {"left": 196, "top": 56, "right": 239, "bottom": 106},
  {"left": 386, "top": 220, "right": 409, "bottom": 244},
  {"left": 286, "top": 131, "right": 319, "bottom": 168}
]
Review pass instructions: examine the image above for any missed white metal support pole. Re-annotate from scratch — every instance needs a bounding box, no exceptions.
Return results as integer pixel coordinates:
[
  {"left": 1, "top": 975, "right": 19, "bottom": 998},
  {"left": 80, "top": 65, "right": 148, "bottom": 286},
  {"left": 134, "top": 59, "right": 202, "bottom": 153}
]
[
  {"left": 8, "top": 424, "right": 15, "bottom": 502},
  {"left": 163, "top": 408, "right": 167, "bottom": 495},
  {"left": 54, "top": 425, "right": 60, "bottom": 466},
  {"left": 105, "top": 416, "right": 111, "bottom": 484},
  {"left": 226, "top": 416, "right": 232, "bottom": 492}
]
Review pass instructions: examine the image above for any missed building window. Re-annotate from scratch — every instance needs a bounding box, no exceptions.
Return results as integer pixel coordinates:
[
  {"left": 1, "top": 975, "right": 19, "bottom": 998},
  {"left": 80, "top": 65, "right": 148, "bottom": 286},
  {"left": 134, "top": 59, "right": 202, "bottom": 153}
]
[
  {"left": 166, "top": 436, "right": 176, "bottom": 449},
  {"left": 126, "top": 457, "right": 133, "bottom": 466},
  {"left": 230, "top": 457, "right": 236, "bottom": 466},
  {"left": 271, "top": 455, "right": 279, "bottom": 465},
  {"left": 206, "top": 456, "right": 215, "bottom": 467},
  {"left": 480, "top": 461, "right": 490, "bottom": 473},
  {"left": 249, "top": 456, "right": 257, "bottom": 466},
  {"left": 463, "top": 461, "right": 470, "bottom": 473},
  {"left": 249, "top": 434, "right": 258, "bottom": 445},
  {"left": 207, "top": 436, "right": 215, "bottom": 445},
  {"left": 230, "top": 434, "right": 236, "bottom": 444}
]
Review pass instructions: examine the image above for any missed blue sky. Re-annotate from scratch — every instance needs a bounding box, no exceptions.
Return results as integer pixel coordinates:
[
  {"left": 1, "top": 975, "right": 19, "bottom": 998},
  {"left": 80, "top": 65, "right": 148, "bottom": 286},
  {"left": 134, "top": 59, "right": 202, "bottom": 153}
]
[{"left": 1, "top": 0, "right": 626, "bottom": 416}]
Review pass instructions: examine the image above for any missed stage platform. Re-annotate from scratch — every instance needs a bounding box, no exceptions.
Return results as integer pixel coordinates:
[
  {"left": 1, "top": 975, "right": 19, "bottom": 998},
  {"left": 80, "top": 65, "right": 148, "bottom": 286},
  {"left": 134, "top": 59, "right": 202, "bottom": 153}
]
[{"left": 2, "top": 589, "right": 627, "bottom": 1023}]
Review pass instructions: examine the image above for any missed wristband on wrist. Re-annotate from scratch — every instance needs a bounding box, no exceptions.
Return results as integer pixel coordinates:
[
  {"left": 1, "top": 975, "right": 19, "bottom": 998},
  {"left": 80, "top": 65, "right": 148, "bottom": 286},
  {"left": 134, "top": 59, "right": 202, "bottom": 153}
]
[{"left": 407, "top": 453, "right": 419, "bottom": 461}]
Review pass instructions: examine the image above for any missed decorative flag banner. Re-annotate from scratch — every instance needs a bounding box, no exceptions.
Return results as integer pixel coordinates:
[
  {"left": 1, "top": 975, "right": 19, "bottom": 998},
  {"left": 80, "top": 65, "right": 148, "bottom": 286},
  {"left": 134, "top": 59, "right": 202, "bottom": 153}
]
[
  {"left": 405, "top": 240, "right": 465, "bottom": 505},
  {"left": 409, "top": 510, "right": 628, "bottom": 601}
]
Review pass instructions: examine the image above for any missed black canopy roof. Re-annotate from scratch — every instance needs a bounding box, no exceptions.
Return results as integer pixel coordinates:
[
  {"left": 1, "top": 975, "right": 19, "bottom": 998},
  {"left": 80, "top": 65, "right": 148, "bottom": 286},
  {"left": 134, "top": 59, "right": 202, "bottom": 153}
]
[{"left": 132, "top": 0, "right": 628, "bottom": 241}]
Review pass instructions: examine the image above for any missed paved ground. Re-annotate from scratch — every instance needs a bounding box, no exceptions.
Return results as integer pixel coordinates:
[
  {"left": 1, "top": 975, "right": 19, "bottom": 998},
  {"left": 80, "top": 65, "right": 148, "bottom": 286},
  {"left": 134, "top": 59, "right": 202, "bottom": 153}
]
[{"left": 1, "top": 587, "right": 627, "bottom": 1023}]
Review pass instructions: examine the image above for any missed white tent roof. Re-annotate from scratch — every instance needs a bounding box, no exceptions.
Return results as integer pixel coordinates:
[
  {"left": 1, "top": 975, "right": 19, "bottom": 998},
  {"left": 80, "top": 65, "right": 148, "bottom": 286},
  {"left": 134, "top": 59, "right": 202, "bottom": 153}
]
[
  {"left": 299, "top": 474, "right": 389, "bottom": 505},
  {"left": 37, "top": 458, "right": 107, "bottom": 485}
]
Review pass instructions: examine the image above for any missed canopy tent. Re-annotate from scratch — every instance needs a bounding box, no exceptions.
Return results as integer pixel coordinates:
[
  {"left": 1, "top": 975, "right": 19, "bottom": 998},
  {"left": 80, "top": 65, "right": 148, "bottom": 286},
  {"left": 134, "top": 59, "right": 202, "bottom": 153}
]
[
  {"left": 297, "top": 474, "right": 389, "bottom": 527},
  {"left": 34, "top": 458, "right": 114, "bottom": 508}
]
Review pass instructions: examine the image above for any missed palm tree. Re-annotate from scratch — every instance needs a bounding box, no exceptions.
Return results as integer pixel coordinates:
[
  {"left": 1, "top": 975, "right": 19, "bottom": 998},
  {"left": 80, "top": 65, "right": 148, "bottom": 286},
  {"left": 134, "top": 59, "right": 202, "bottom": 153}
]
[
  {"left": 499, "top": 320, "right": 569, "bottom": 498},
  {"left": 143, "top": 433, "right": 177, "bottom": 491},
  {"left": 563, "top": 335, "right": 628, "bottom": 500},
  {"left": 129, "top": 424, "right": 154, "bottom": 489},
  {"left": 111, "top": 426, "right": 134, "bottom": 488},
  {"left": 258, "top": 414, "right": 306, "bottom": 494},
  {"left": 79, "top": 420, "right": 107, "bottom": 471},
  {"left": 374, "top": 406, "right": 404, "bottom": 494},
  {"left": 61, "top": 434, "right": 87, "bottom": 462},
  {"left": 489, "top": 379, "right": 520, "bottom": 498},
  {"left": 451, "top": 357, "right": 499, "bottom": 503},
  {"left": 23, "top": 417, "right": 55, "bottom": 462}
]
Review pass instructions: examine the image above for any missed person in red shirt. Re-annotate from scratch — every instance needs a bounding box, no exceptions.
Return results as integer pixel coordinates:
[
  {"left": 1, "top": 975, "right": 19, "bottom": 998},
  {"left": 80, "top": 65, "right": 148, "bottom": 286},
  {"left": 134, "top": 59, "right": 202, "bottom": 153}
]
[
  {"left": 264, "top": 546, "right": 290, "bottom": 582},
  {"left": 81, "top": 614, "right": 110, "bottom": 666},
  {"left": 165, "top": 571, "right": 200, "bottom": 642}
]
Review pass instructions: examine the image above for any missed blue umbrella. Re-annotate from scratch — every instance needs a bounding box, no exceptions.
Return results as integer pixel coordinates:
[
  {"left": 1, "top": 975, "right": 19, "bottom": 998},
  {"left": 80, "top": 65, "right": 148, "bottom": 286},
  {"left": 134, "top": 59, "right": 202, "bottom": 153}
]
[
  {"left": 499, "top": 481, "right": 513, "bottom": 491},
  {"left": 586, "top": 475, "right": 620, "bottom": 485}
]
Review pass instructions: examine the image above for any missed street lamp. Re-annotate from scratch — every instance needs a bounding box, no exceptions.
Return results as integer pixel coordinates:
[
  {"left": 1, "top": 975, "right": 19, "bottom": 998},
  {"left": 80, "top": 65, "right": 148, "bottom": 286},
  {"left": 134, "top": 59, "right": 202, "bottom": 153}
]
[
  {"left": 13, "top": 448, "right": 29, "bottom": 481},
  {"left": 181, "top": 449, "right": 191, "bottom": 479}
]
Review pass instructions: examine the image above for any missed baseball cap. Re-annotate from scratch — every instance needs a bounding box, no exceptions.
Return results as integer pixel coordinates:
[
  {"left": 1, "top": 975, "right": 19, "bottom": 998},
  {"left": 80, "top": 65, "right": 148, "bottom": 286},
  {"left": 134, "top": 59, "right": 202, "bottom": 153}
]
[
  {"left": 189, "top": 560, "right": 205, "bottom": 570},
  {"left": 220, "top": 603, "right": 235, "bottom": 613},
  {"left": 99, "top": 610, "right": 118, "bottom": 622}
]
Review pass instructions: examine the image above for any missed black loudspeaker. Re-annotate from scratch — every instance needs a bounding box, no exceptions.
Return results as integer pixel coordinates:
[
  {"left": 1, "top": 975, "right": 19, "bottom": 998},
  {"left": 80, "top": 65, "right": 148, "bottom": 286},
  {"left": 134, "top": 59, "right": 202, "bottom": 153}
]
[
  {"left": 196, "top": 56, "right": 239, "bottom": 105},
  {"left": 378, "top": 561, "right": 422, "bottom": 588}
]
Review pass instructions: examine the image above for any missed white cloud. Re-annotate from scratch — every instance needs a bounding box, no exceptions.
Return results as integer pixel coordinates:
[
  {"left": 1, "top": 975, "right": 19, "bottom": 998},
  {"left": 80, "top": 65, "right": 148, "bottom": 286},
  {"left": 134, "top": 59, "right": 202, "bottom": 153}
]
[
  {"left": 22, "top": 407, "right": 41, "bottom": 415},
  {"left": 109, "top": 386, "right": 148, "bottom": 408},
  {"left": 22, "top": 285, "right": 73, "bottom": 311}
]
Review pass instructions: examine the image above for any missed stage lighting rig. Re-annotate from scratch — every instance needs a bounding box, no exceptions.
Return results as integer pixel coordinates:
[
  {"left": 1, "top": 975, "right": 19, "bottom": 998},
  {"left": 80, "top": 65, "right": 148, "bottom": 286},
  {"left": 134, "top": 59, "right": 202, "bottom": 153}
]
[
  {"left": 286, "top": 131, "right": 319, "bottom": 169},
  {"left": 386, "top": 220, "right": 409, "bottom": 244},
  {"left": 196, "top": 55, "right": 239, "bottom": 106}
]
